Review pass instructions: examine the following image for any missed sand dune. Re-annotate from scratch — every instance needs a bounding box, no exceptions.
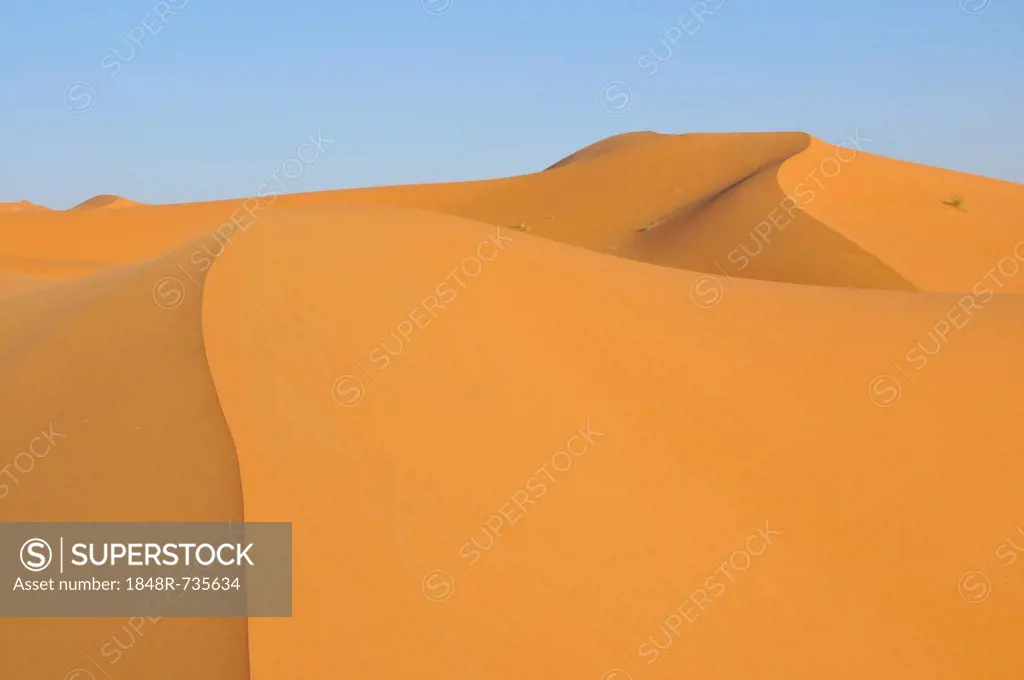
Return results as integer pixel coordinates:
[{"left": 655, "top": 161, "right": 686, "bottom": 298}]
[
  {"left": 1, "top": 132, "right": 1023, "bottom": 679},
  {"left": 0, "top": 200, "right": 49, "bottom": 213},
  {"left": 4, "top": 132, "right": 1021, "bottom": 293},
  {"left": 202, "top": 205, "right": 1021, "bottom": 679},
  {"left": 0, "top": 245, "right": 247, "bottom": 680},
  {"left": 70, "top": 194, "right": 144, "bottom": 210},
  {"left": 0, "top": 202, "right": 219, "bottom": 279}
]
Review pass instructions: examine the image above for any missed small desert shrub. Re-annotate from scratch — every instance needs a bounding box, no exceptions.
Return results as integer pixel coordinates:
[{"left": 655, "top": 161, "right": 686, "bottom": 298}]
[{"left": 942, "top": 195, "right": 968, "bottom": 211}]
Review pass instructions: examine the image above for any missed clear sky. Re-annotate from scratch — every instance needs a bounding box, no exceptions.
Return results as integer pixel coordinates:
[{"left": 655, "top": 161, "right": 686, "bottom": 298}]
[{"left": 2, "top": 0, "right": 1021, "bottom": 209}]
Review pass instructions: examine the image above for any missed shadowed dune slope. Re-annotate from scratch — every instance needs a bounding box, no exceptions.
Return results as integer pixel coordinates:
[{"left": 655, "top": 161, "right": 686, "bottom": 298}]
[
  {"left": 199, "top": 204, "right": 1024, "bottom": 680},
  {"left": 619, "top": 156, "right": 919, "bottom": 290},
  {"left": 0, "top": 240, "right": 247, "bottom": 680}
]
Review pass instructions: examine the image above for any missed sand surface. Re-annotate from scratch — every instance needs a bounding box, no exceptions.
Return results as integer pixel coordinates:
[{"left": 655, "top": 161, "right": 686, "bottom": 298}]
[{"left": 2, "top": 132, "right": 1023, "bottom": 679}]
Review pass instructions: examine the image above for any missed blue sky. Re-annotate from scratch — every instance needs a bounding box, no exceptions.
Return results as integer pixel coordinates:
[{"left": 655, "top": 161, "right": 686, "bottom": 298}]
[{"left": 2, "top": 0, "right": 1021, "bottom": 208}]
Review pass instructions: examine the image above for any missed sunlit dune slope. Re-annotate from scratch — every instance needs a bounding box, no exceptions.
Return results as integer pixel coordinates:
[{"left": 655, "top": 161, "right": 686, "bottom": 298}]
[
  {"left": 0, "top": 245, "right": 247, "bottom": 680},
  {"left": 199, "top": 204, "right": 1024, "bottom": 680},
  {"left": 70, "top": 194, "right": 143, "bottom": 210}
]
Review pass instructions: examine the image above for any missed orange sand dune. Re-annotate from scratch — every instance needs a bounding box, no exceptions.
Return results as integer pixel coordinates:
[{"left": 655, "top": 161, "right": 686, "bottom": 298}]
[
  {"left": 198, "top": 204, "right": 1021, "bottom": 679},
  {"left": 0, "top": 246, "right": 247, "bottom": 680},
  {"left": 4, "top": 203, "right": 1020, "bottom": 679},
  {"left": 0, "top": 200, "right": 50, "bottom": 213},
  {"left": 0, "top": 201, "right": 222, "bottom": 278},
  {"left": 2, "top": 131, "right": 1021, "bottom": 294},
  {"left": 70, "top": 194, "right": 144, "bottom": 210},
  {"left": 275, "top": 131, "right": 824, "bottom": 258},
  {"left": 1, "top": 133, "right": 1023, "bottom": 679}
]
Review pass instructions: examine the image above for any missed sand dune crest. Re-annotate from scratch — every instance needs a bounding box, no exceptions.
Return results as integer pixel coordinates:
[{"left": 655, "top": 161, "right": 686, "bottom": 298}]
[
  {"left": 0, "top": 200, "right": 49, "bottom": 213},
  {"left": 70, "top": 194, "right": 144, "bottom": 210}
]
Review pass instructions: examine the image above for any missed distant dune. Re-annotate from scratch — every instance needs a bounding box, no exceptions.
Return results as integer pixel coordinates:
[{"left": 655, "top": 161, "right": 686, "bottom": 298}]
[
  {"left": 2, "top": 131, "right": 1023, "bottom": 680},
  {"left": 69, "top": 194, "right": 143, "bottom": 210},
  {"left": 0, "top": 200, "right": 49, "bottom": 213}
]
